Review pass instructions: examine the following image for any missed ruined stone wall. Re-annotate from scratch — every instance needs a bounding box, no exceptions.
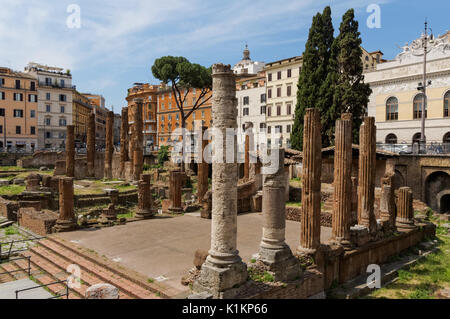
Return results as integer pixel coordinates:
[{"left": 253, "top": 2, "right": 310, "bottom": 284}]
[
  {"left": 285, "top": 206, "right": 332, "bottom": 227},
  {"left": 0, "top": 198, "right": 19, "bottom": 221},
  {"left": 17, "top": 208, "right": 58, "bottom": 236},
  {"left": 19, "top": 151, "right": 65, "bottom": 168}
]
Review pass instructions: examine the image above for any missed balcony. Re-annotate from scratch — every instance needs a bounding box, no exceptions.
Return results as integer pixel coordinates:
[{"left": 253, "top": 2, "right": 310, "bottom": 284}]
[{"left": 38, "top": 81, "right": 76, "bottom": 89}]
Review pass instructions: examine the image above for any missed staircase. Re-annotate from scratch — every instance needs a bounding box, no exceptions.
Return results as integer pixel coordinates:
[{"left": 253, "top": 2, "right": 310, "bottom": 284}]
[{"left": 1, "top": 236, "right": 165, "bottom": 299}]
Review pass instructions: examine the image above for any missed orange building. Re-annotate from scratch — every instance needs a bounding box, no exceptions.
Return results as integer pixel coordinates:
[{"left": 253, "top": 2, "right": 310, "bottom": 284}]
[
  {"left": 0, "top": 67, "right": 38, "bottom": 152},
  {"left": 126, "top": 83, "right": 158, "bottom": 149},
  {"left": 82, "top": 93, "right": 108, "bottom": 147},
  {"left": 157, "top": 85, "right": 212, "bottom": 147},
  {"left": 72, "top": 90, "right": 92, "bottom": 144}
]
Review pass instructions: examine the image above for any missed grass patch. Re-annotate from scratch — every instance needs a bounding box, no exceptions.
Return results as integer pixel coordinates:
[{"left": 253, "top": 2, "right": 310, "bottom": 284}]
[
  {"left": 248, "top": 267, "right": 275, "bottom": 283},
  {"left": 286, "top": 201, "right": 302, "bottom": 207},
  {"left": 112, "top": 184, "right": 137, "bottom": 192},
  {"left": 117, "top": 211, "right": 134, "bottom": 219},
  {"left": 0, "top": 185, "right": 25, "bottom": 196},
  {"left": 0, "top": 166, "right": 30, "bottom": 172},
  {"left": 147, "top": 278, "right": 154, "bottom": 283},
  {"left": 4, "top": 226, "right": 19, "bottom": 236}
]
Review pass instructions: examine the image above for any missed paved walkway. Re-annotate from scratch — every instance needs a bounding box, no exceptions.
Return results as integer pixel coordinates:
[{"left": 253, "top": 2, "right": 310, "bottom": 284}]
[
  {"left": 0, "top": 278, "right": 54, "bottom": 299},
  {"left": 56, "top": 213, "right": 331, "bottom": 296}
]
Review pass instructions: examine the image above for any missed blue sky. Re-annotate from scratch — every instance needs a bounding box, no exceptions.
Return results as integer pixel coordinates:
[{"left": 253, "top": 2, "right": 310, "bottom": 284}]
[{"left": 0, "top": 0, "right": 448, "bottom": 112}]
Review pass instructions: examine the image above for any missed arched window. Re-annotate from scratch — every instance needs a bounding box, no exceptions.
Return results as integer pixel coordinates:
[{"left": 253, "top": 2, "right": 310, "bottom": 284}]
[
  {"left": 444, "top": 132, "right": 450, "bottom": 144},
  {"left": 412, "top": 132, "right": 422, "bottom": 144},
  {"left": 386, "top": 97, "right": 398, "bottom": 121},
  {"left": 444, "top": 91, "right": 450, "bottom": 117},
  {"left": 385, "top": 134, "right": 397, "bottom": 144},
  {"left": 413, "top": 94, "right": 427, "bottom": 119}
]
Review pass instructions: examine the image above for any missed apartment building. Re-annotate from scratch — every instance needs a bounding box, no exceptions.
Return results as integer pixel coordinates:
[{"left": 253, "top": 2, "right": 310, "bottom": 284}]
[
  {"left": 126, "top": 83, "right": 158, "bottom": 149},
  {"left": 264, "top": 56, "right": 303, "bottom": 148},
  {"left": 82, "top": 93, "right": 108, "bottom": 148},
  {"left": 72, "top": 90, "right": 92, "bottom": 145},
  {"left": 0, "top": 67, "right": 38, "bottom": 152},
  {"left": 24, "top": 63, "right": 73, "bottom": 149},
  {"left": 365, "top": 31, "right": 450, "bottom": 145},
  {"left": 157, "top": 85, "right": 212, "bottom": 148}
]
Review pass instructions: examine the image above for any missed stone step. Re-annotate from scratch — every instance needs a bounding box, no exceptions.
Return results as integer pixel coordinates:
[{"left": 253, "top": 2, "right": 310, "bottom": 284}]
[
  {"left": 26, "top": 246, "right": 130, "bottom": 299},
  {"left": 46, "top": 236, "right": 169, "bottom": 298},
  {"left": 15, "top": 253, "right": 84, "bottom": 299},
  {"left": 33, "top": 240, "right": 158, "bottom": 299},
  {"left": 0, "top": 263, "right": 20, "bottom": 283},
  {"left": 0, "top": 261, "right": 28, "bottom": 281}
]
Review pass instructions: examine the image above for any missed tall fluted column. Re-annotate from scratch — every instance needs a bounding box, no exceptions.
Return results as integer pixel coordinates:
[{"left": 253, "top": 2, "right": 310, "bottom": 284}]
[
  {"left": 396, "top": 187, "right": 416, "bottom": 231},
  {"left": 257, "top": 148, "right": 301, "bottom": 281},
  {"left": 197, "top": 125, "right": 209, "bottom": 203},
  {"left": 243, "top": 122, "right": 253, "bottom": 181},
  {"left": 357, "top": 117, "right": 377, "bottom": 234},
  {"left": 120, "top": 107, "right": 129, "bottom": 178},
  {"left": 87, "top": 112, "right": 96, "bottom": 178},
  {"left": 132, "top": 99, "right": 144, "bottom": 181},
  {"left": 297, "top": 108, "right": 322, "bottom": 256},
  {"left": 194, "top": 64, "right": 247, "bottom": 299},
  {"left": 54, "top": 177, "right": 77, "bottom": 232},
  {"left": 331, "top": 115, "right": 352, "bottom": 246},
  {"left": 104, "top": 111, "right": 114, "bottom": 179},
  {"left": 65, "top": 125, "right": 75, "bottom": 177}
]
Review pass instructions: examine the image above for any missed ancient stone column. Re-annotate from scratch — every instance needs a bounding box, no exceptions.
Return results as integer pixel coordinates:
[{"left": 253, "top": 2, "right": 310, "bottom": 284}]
[
  {"left": 297, "top": 108, "right": 322, "bottom": 256},
  {"left": 350, "top": 177, "right": 358, "bottom": 226},
  {"left": 194, "top": 64, "right": 247, "bottom": 298},
  {"left": 243, "top": 122, "right": 253, "bottom": 181},
  {"left": 258, "top": 148, "right": 301, "bottom": 281},
  {"left": 396, "top": 187, "right": 416, "bottom": 231},
  {"left": 380, "top": 173, "right": 396, "bottom": 229},
  {"left": 132, "top": 99, "right": 144, "bottom": 181},
  {"left": 87, "top": 112, "right": 96, "bottom": 178},
  {"left": 331, "top": 115, "right": 352, "bottom": 246},
  {"left": 197, "top": 126, "right": 209, "bottom": 204},
  {"left": 136, "top": 174, "right": 154, "bottom": 219},
  {"left": 104, "top": 111, "right": 114, "bottom": 179},
  {"left": 120, "top": 107, "right": 129, "bottom": 178},
  {"left": 169, "top": 169, "right": 184, "bottom": 213},
  {"left": 357, "top": 117, "right": 377, "bottom": 234},
  {"left": 54, "top": 177, "right": 77, "bottom": 232},
  {"left": 65, "top": 125, "right": 75, "bottom": 178}
]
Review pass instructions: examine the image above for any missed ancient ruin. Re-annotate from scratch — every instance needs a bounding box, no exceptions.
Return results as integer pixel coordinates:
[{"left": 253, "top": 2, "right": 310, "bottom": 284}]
[
  {"left": 104, "top": 111, "right": 114, "bottom": 179},
  {"left": 120, "top": 107, "right": 129, "bottom": 178},
  {"left": 54, "top": 177, "right": 77, "bottom": 232},
  {"left": 87, "top": 112, "right": 96, "bottom": 178},
  {"left": 65, "top": 125, "right": 75, "bottom": 178}
]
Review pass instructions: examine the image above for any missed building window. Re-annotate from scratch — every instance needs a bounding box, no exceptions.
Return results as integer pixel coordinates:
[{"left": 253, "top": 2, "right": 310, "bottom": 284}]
[
  {"left": 30, "top": 81, "right": 36, "bottom": 91},
  {"left": 0, "top": 125, "right": 2, "bottom": 133},
  {"left": 16, "top": 126, "right": 21, "bottom": 134},
  {"left": 30, "top": 110, "right": 35, "bottom": 118},
  {"left": 444, "top": 91, "right": 450, "bottom": 117},
  {"left": 277, "top": 71, "right": 281, "bottom": 80},
  {"left": 60, "top": 106, "right": 65, "bottom": 113},
  {"left": 13, "top": 109, "right": 24, "bottom": 118},
  {"left": 243, "top": 96, "right": 249, "bottom": 105},
  {"left": 60, "top": 79, "right": 65, "bottom": 87},
  {"left": 45, "top": 78, "right": 52, "bottom": 86},
  {"left": 1, "top": 92, "right": 5, "bottom": 100},
  {"left": 260, "top": 106, "right": 266, "bottom": 115},
  {"left": 45, "top": 118, "right": 51, "bottom": 126},
  {"left": 201, "top": 111, "right": 205, "bottom": 118},
  {"left": 267, "top": 126, "right": 271, "bottom": 134},
  {"left": 59, "top": 94, "right": 67, "bottom": 102},
  {"left": 0, "top": 108, "right": 4, "bottom": 116},
  {"left": 15, "top": 80, "right": 20, "bottom": 89},
  {"left": 277, "top": 87, "right": 281, "bottom": 97},
  {"left": 277, "top": 105, "right": 281, "bottom": 116},
  {"left": 385, "top": 134, "right": 397, "bottom": 144},
  {"left": 14, "top": 93, "right": 23, "bottom": 101},
  {"left": 287, "top": 86, "right": 292, "bottom": 97},
  {"left": 444, "top": 132, "right": 450, "bottom": 144},
  {"left": 287, "top": 69, "right": 292, "bottom": 78},
  {"left": 275, "top": 125, "right": 282, "bottom": 133},
  {"left": 287, "top": 104, "right": 292, "bottom": 115},
  {"left": 46, "top": 104, "right": 51, "bottom": 112},
  {"left": 28, "top": 94, "right": 37, "bottom": 102},
  {"left": 31, "top": 126, "right": 36, "bottom": 135},
  {"left": 46, "top": 93, "right": 51, "bottom": 100},
  {"left": 267, "top": 106, "right": 271, "bottom": 117},
  {"left": 46, "top": 131, "right": 52, "bottom": 138},
  {"left": 386, "top": 97, "right": 398, "bottom": 121},
  {"left": 286, "top": 125, "right": 291, "bottom": 133},
  {"left": 59, "top": 118, "right": 67, "bottom": 127},
  {"left": 413, "top": 94, "right": 427, "bottom": 119},
  {"left": 243, "top": 108, "right": 249, "bottom": 116},
  {"left": 268, "top": 73, "right": 272, "bottom": 82},
  {"left": 259, "top": 123, "right": 266, "bottom": 132},
  {"left": 260, "top": 93, "right": 266, "bottom": 103},
  {"left": 268, "top": 89, "right": 272, "bottom": 99}
]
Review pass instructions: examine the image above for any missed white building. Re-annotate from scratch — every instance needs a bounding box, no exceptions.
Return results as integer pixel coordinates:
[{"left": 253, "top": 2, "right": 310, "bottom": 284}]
[
  {"left": 233, "top": 45, "right": 265, "bottom": 76},
  {"left": 25, "top": 63, "right": 73, "bottom": 149},
  {"left": 365, "top": 31, "right": 450, "bottom": 146},
  {"left": 264, "top": 56, "right": 303, "bottom": 149}
]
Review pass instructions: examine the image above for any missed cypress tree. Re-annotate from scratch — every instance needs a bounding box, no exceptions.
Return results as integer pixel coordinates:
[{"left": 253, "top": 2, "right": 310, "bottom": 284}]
[
  {"left": 291, "top": 6, "right": 334, "bottom": 150},
  {"left": 331, "top": 9, "right": 372, "bottom": 144}
]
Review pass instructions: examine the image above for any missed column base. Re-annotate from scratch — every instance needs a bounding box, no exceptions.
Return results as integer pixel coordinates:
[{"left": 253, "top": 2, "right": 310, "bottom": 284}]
[
  {"left": 169, "top": 207, "right": 184, "bottom": 214},
  {"left": 54, "top": 219, "right": 78, "bottom": 233},
  {"left": 135, "top": 209, "right": 155, "bottom": 220},
  {"left": 257, "top": 245, "right": 302, "bottom": 282},
  {"left": 396, "top": 219, "right": 416, "bottom": 232},
  {"left": 295, "top": 246, "right": 317, "bottom": 257},
  {"left": 329, "top": 238, "right": 353, "bottom": 251},
  {"left": 193, "top": 258, "right": 248, "bottom": 299}
]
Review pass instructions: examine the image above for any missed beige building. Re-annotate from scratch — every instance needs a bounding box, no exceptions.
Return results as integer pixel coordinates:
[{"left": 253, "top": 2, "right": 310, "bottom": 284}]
[
  {"left": 264, "top": 56, "right": 303, "bottom": 148},
  {"left": 24, "top": 63, "right": 73, "bottom": 150},
  {"left": 365, "top": 31, "right": 450, "bottom": 147}
]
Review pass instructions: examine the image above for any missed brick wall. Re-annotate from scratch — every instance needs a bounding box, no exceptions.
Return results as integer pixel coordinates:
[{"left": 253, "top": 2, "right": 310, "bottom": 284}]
[{"left": 17, "top": 208, "right": 58, "bottom": 236}]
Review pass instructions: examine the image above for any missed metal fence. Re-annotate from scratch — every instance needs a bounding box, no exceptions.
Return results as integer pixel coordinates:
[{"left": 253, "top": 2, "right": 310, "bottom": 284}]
[{"left": 377, "top": 143, "right": 450, "bottom": 155}]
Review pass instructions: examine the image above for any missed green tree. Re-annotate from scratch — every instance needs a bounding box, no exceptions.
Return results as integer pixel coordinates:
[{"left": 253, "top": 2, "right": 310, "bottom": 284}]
[
  {"left": 151, "top": 56, "right": 212, "bottom": 170},
  {"left": 157, "top": 145, "right": 170, "bottom": 166},
  {"left": 291, "top": 6, "right": 334, "bottom": 150},
  {"left": 331, "top": 9, "right": 372, "bottom": 144}
]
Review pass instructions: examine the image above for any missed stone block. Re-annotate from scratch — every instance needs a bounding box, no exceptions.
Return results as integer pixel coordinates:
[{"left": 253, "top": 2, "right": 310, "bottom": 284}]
[
  {"left": 194, "top": 249, "right": 209, "bottom": 270},
  {"left": 17, "top": 208, "right": 58, "bottom": 236},
  {"left": 85, "top": 283, "right": 119, "bottom": 299}
]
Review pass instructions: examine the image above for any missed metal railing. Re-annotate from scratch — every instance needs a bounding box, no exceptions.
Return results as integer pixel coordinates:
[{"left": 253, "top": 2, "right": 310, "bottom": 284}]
[
  {"left": 0, "top": 256, "right": 31, "bottom": 277},
  {"left": 0, "top": 237, "right": 45, "bottom": 261},
  {"left": 15, "top": 279, "right": 69, "bottom": 299},
  {"left": 377, "top": 143, "right": 450, "bottom": 155}
]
